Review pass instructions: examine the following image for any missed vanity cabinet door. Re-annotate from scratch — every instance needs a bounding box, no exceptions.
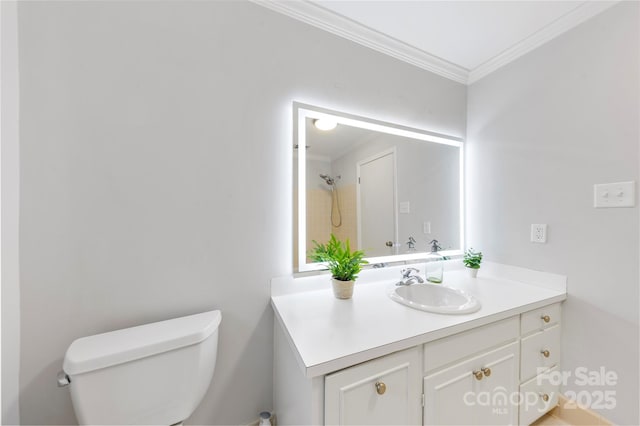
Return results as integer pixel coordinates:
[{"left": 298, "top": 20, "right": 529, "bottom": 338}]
[
  {"left": 324, "top": 347, "right": 421, "bottom": 426},
  {"left": 424, "top": 342, "right": 519, "bottom": 426}
]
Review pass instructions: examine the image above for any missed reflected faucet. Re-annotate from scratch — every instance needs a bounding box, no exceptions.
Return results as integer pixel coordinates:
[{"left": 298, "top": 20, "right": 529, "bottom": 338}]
[{"left": 396, "top": 268, "right": 424, "bottom": 286}]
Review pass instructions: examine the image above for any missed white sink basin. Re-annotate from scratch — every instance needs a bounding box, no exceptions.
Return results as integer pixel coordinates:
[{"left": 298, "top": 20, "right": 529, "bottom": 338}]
[{"left": 389, "top": 283, "right": 481, "bottom": 314}]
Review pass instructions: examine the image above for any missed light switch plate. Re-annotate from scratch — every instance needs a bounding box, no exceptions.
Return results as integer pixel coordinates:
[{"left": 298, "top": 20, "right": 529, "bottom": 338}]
[
  {"left": 594, "top": 181, "right": 636, "bottom": 208},
  {"left": 399, "top": 201, "right": 410, "bottom": 214},
  {"left": 423, "top": 221, "right": 431, "bottom": 234}
]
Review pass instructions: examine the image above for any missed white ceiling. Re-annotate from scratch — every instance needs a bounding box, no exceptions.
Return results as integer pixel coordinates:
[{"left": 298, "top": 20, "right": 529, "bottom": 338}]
[
  {"left": 254, "top": 0, "right": 618, "bottom": 84},
  {"left": 313, "top": 1, "right": 585, "bottom": 70}
]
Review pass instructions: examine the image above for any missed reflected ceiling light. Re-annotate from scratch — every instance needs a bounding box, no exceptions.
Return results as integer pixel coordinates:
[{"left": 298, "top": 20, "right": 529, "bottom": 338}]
[{"left": 313, "top": 118, "right": 337, "bottom": 131}]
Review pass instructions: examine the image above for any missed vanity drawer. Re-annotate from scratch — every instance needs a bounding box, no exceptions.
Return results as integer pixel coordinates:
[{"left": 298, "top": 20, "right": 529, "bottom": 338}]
[
  {"left": 521, "top": 303, "right": 561, "bottom": 336},
  {"left": 423, "top": 316, "right": 519, "bottom": 374},
  {"left": 519, "top": 366, "right": 560, "bottom": 425},
  {"left": 520, "top": 324, "right": 560, "bottom": 382}
]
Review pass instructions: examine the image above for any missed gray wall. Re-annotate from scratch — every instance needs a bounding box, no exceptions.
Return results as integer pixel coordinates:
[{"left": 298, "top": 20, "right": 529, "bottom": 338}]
[
  {"left": 1, "top": 1, "right": 21, "bottom": 425},
  {"left": 16, "top": 1, "right": 466, "bottom": 424},
  {"left": 396, "top": 138, "right": 460, "bottom": 251},
  {"left": 467, "top": 3, "right": 639, "bottom": 424}
]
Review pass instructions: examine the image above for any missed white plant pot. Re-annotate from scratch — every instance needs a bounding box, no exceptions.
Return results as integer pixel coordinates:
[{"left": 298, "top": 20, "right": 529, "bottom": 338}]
[
  {"left": 332, "top": 278, "right": 355, "bottom": 299},
  {"left": 467, "top": 267, "right": 479, "bottom": 278}
]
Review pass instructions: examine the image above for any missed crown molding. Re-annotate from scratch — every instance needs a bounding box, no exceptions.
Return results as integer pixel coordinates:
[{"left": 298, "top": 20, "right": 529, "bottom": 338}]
[
  {"left": 467, "top": 1, "right": 619, "bottom": 84},
  {"left": 251, "top": 0, "right": 619, "bottom": 86},
  {"left": 250, "top": 0, "right": 469, "bottom": 84}
]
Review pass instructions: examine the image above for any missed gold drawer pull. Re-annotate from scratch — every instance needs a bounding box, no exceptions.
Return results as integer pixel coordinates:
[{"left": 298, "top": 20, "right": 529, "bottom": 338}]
[
  {"left": 473, "top": 370, "right": 484, "bottom": 381},
  {"left": 375, "top": 381, "right": 386, "bottom": 395},
  {"left": 541, "top": 315, "right": 551, "bottom": 323},
  {"left": 541, "top": 349, "right": 550, "bottom": 358},
  {"left": 539, "top": 393, "right": 550, "bottom": 402},
  {"left": 481, "top": 367, "right": 491, "bottom": 377}
]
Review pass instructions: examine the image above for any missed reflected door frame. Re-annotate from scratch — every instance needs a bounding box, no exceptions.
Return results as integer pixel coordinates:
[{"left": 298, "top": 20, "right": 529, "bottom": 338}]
[{"left": 356, "top": 147, "right": 398, "bottom": 255}]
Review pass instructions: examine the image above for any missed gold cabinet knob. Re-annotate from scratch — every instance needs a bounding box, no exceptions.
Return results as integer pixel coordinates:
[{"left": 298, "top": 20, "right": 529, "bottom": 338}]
[
  {"left": 481, "top": 367, "right": 491, "bottom": 377},
  {"left": 541, "top": 349, "right": 550, "bottom": 358},
  {"left": 375, "top": 381, "right": 386, "bottom": 395},
  {"left": 541, "top": 315, "right": 551, "bottom": 323},
  {"left": 540, "top": 393, "right": 550, "bottom": 402},
  {"left": 473, "top": 370, "right": 484, "bottom": 381}
]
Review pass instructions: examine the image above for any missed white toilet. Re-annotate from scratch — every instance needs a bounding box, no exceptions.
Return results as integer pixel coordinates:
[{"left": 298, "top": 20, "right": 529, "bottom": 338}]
[{"left": 59, "top": 310, "right": 222, "bottom": 425}]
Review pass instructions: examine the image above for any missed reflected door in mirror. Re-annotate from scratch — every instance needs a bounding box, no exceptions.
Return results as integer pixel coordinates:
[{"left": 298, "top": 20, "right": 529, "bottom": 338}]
[{"left": 358, "top": 149, "right": 396, "bottom": 257}]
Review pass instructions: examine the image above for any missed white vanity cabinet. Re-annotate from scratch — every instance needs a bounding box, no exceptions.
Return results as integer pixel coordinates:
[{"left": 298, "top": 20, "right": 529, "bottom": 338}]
[
  {"left": 275, "top": 303, "right": 563, "bottom": 425},
  {"left": 325, "top": 347, "right": 422, "bottom": 425},
  {"left": 272, "top": 265, "right": 567, "bottom": 426}
]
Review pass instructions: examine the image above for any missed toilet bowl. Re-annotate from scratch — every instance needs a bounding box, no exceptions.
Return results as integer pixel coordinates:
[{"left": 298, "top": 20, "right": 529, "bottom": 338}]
[{"left": 59, "top": 310, "right": 221, "bottom": 425}]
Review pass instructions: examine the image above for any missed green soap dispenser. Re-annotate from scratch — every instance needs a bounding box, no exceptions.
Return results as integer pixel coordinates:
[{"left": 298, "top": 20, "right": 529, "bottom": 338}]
[{"left": 426, "top": 239, "right": 445, "bottom": 283}]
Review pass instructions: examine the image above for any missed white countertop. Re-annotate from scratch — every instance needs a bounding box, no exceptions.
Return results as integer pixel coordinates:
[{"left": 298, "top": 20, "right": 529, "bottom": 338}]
[{"left": 271, "top": 262, "right": 567, "bottom": 378}]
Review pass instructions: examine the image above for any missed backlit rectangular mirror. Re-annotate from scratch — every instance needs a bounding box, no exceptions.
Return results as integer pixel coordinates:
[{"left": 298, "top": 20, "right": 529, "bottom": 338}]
[{"left": 294, "top": 103, "right": 464, "bottom": 272}]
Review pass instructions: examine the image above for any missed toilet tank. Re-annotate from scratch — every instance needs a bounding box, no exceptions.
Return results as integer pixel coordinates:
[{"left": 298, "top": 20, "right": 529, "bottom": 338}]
[{"left": 62, "top": 310, "right": 222, "bottom": 425}]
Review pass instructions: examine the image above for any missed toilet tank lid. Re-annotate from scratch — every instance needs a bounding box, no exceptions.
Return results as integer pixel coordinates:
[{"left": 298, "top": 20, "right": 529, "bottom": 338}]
[{"left": 63, "top": 310, "right": 222, "bottom": 376}]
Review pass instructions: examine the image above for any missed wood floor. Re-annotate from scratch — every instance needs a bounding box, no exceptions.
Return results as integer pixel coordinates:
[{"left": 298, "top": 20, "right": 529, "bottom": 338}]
[
  {"left": 532, "top": 412, "right": 573, "bottom": 425},
  {"left": 531, "top": 395, "right": 612, "bottom": 426}
]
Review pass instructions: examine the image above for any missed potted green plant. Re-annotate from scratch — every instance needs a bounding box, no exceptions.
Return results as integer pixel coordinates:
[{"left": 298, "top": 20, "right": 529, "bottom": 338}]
[
  {"left": 309, "top": 234, "right": 368, "bottom": 299},
  {"left": 463, "top": 248, "right": 483, "bottom": 278}
]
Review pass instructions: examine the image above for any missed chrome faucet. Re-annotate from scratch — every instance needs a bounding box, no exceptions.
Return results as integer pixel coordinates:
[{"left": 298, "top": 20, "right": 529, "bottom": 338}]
[{"left": 396, "top": 267, "right": 424, "bottom": 286}]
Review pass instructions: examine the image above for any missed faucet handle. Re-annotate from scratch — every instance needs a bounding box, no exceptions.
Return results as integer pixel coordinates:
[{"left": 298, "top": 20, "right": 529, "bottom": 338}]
[{"left": 401, "top": 267, "right": 419, "bottom": 278}]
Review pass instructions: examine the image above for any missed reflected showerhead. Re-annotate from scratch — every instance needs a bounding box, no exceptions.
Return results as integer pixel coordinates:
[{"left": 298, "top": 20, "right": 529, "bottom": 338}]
[
  {"left": 320, "top": 174, "right": 332, "bottom": 185},
  {"left": 320, "top": 174, "right": 340, "bottom": 186}
]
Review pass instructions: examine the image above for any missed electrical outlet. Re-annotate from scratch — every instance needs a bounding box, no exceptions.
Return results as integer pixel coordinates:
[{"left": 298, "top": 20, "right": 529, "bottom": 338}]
[{"left": 531, "top": 224, "right": 547, "bottom": 243}]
